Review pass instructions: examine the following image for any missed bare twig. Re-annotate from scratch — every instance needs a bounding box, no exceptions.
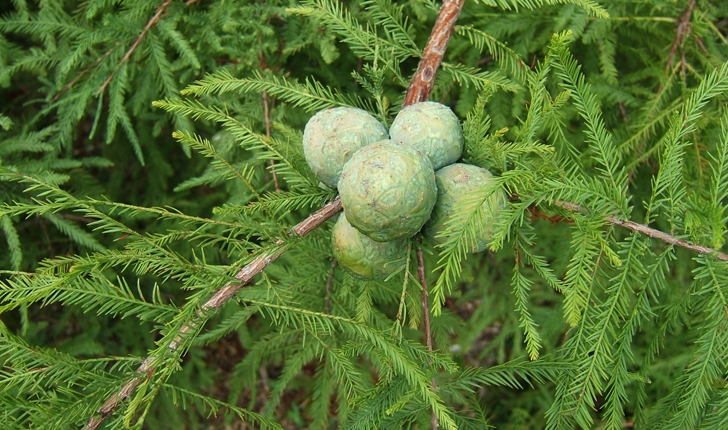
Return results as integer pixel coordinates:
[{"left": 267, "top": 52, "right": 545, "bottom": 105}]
[
  {"left": 38, "top": 217, "right": 54, "bottom": 257},
  {"left": 554, "top": 201, "right": 728, "bottom": 261},
  {"left": 54, "top": 45, "right": 119, "bottom": 102},
  {"left": 97, "top": 0, "right": 174, "bottom": 95},
  {"left": 416, "top": 240, "right": 438, "bottom": 430},
  {"left": 263, "top": 90, "right": 280, "bottom": 192},
  {"left": 262, "top": 91, "right": 272, "bottom": 137},
  {"left": 416, "top": 243, "right": 433, "bottom": 353},
  {"left": 259, "top": 365, "right": 270, "bottom": 393},
  {"left": 259, "top": 38, "right": 280, "bottom": 192},
  {"left": 87, "top": 0, "right": 465, "bottom": 424},
  {"left": 402, "top": 0, "right": 465, "bottom": 107},
  {"left": 664, "top": 0, "right": 696, "bottom": 77},
  {"left": 324, "top": 258, "right": 337, "bottom": 314}
]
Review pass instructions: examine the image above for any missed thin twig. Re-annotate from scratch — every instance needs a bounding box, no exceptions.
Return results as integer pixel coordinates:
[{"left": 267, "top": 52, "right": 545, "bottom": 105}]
[
  {"left": 259, "top": 365, "right": 270, "bottom": 394},
  {"left": 97, "top": 0, "right": 174, "bottom": 95},
  {"left": 259, "top": 39, "right": 280, "bottom": 192},
  {"left": 263, "top": 90, "right": 280, "bottom": 192},
  {"left": 86, "top": 0, "right": 465, "bottom": 424},
  {"left": 324, "top": 258, "right": 337, "bottom": 315},
  {"left": 416, "top": 239, "right": 438, "bottom": 430},
  {"left": 402, "top": 0, "right": 465, "bottom": 107},
  {"left": 664, "top": 0, "right": 696, "bottom": 77},
  {"left": 56, "top": 213, "right": 97, "bottom": 224},
  {"left": 416, "top": 242, "right": 433, "bottom": 352},
  {"left": 554, "top": 201, "right": 728, "bottom": 261},
  {"left": 395, "top": 242, "right": 412, "bottom": 327},
  {"left": 38, "top": 217, "right": 54, "bottom": 257},
  {"left": 54, "top": 44, "right": 119, "bottom": 102}
]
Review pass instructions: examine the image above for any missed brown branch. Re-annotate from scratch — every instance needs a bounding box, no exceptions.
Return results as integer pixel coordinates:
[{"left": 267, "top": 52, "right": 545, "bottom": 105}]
[
  {"left": 97, "top": 0, "right": 174, "bottom": 95},
  {"left": 402, "top": 0, "right": 465, "bottom": 107},
  {"left": 664, "top": 0, "right": 696, "bottom": 77},
  {"left": 86, "top": 0, "right": 465, "bottom": 424},
  {"left": 259, "top": 35, "right": 280, "bottom": 192},
  {"left": 86, "top": 198, "right": 342, "bottom": 429},
  {"left": 554, "top": 201, "right": 728, "bottom": 261}
]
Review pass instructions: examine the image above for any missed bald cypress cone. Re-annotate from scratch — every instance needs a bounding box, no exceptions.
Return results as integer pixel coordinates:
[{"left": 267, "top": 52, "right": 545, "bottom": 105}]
[
  {"left": 331, "top": 213, "right": 407, "bottom": 280},
  {"left": 302, "top": 107, "right": 388, "bottom": 188},
  {"left": 424, "top": 163, "right": 507, "bottom": 252},
  {"left": 389, "top": 101, "right": 463, "bottom": 170},
  {"left": 338, "top": 140, "right": 437, "bottom": 242}
]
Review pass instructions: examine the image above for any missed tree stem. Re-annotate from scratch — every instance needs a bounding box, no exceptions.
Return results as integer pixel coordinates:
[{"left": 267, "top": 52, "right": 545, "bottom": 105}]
[{"left": 402, "top": 0, "right": 465, "bottom": 107}]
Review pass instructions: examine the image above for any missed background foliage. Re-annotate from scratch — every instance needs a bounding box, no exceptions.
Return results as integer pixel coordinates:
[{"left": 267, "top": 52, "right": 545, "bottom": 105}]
[{"left": 1, "top": 0, "right": 728, "bottom": 428}]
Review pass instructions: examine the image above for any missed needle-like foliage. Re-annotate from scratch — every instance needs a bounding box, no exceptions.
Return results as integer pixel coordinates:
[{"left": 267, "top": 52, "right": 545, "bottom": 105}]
[{"left": 2, "top": 0, "right": 728, "bottom": 429}]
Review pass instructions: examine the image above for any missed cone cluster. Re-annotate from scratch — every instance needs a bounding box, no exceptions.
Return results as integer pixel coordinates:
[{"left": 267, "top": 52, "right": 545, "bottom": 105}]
[{"left": 302, "top": 102, "right": 506, "bottom": 280}]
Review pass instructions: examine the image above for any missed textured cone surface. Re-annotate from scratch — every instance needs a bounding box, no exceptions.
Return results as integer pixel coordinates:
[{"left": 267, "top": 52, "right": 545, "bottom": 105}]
[
  {"left": 389, "top": 101, "right": 463, "bottom": 170},
  {"left": 303, "top": 107, "right": 388, "bottom": 188},
  {"left": 338, "top": 140, "right": 437, "bottom": 242},
  {"left": 424, "top": 163, "right": 507, "bottom": 252},
  {"left": 332, "top": 213, "right": 407, "bottom": 280}
]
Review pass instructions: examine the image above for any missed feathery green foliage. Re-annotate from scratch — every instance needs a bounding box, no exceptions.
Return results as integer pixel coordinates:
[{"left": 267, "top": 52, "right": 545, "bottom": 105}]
[{"left": 2, "top": 0, "right": 728, "bottom": 428}]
